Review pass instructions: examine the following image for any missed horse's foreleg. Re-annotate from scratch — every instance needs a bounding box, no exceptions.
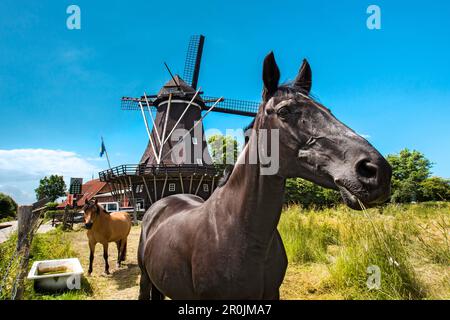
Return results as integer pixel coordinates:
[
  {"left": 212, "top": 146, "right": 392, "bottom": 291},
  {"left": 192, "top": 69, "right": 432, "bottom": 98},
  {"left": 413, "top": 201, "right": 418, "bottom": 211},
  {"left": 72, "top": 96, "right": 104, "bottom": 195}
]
[
  {"left": 116, "top": 240, "right": 122, "bottom": 267},
  {"left": 103, "top": 243, "right": 110, "bottom": 275},
  {"left": 88, "top": 241, "right": 95, "bottom": 275},
  {"left": 120, "top": 240, "right": 127, "bottom": 262}
]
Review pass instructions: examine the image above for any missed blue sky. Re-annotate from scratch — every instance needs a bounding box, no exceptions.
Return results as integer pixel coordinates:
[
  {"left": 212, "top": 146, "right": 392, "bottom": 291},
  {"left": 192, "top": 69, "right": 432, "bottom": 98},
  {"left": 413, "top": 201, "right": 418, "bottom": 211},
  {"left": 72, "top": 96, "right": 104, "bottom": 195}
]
[{"left": 1, "top": 0, "right": 449, "bottom": 204}]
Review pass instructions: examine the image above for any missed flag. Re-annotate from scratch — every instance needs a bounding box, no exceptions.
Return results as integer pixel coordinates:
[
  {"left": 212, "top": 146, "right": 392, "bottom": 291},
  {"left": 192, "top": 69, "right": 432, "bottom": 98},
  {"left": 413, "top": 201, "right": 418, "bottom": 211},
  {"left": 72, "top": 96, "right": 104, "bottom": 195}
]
[{"left": 100, "top": 139, "right": 106, "bottom": 157}]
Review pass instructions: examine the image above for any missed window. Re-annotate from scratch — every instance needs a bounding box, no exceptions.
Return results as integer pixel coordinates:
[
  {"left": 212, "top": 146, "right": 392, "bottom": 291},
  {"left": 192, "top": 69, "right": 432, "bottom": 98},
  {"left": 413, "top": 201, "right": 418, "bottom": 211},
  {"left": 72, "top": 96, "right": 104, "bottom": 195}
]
[
  {"left": 192, "top": 137, "right": 198, "bottom": 145},
  {"left": 136, "top": 199, "right": 145, "bottom": 211},
  {"left": 107, "top": 203, "right": 118, "bottom": 212},
  {"left": 168, "top": 183, "right": 176, "bottom": 192},
  {"left": 203, "top": 184, "right": 209, "bottom": 192},
  {"left": 196, "top": 158, "right": 203, "bottom": 165}
]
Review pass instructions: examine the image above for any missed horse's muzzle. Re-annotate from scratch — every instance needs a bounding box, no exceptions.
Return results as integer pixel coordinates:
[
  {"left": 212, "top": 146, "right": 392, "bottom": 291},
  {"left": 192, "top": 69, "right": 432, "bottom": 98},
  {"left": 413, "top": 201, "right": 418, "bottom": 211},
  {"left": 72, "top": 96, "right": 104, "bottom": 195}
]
[{"left": 85, "top": 222, "right": 93, "bottom": 229}]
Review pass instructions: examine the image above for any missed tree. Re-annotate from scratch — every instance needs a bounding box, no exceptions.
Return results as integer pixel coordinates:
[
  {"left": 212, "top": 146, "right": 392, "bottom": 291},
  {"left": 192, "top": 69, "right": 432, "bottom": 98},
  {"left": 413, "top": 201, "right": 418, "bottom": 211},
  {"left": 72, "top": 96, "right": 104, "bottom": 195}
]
[
  {"left": 386, "top": 149, "right": 432, "bottom": 203},
  {"left": 207, "top": 134, "right": 239, "bottom": 167},
  {"left": 285, "top": 178, "right": 341, "bottom": 208},
  {"left": 419, "top": 177, "right": 450, "bottom": 201},
  {"left": 0, "top": 193, "right": 18, "bottom": 220},
  {"left": 35, "top": 175, "right": 67, "bottom": 202}
]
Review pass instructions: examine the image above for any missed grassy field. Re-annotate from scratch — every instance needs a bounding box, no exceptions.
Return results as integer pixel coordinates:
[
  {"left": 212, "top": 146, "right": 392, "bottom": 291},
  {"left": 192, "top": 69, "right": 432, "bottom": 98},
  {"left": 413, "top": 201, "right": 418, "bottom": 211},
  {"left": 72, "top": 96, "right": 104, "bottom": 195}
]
[
  {"left": 279, "top": 202, "right": 450, "bottom": 299},
  {"left": 1, "top": 202, "right": 448, "bottom": 300}
]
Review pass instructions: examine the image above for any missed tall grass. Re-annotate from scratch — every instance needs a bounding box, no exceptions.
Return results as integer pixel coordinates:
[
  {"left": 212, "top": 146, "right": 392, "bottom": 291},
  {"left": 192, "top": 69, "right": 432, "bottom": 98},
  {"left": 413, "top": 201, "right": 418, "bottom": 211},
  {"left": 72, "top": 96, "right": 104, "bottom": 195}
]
[
  {"left": 278, "top": 202, "right": 450, "bottom": 300},
  {"left": 328, "top": 212, "right": 426, "bottom": 299},
  {"left": 278, "top": 206, "right": 339, "bottom": 264}
]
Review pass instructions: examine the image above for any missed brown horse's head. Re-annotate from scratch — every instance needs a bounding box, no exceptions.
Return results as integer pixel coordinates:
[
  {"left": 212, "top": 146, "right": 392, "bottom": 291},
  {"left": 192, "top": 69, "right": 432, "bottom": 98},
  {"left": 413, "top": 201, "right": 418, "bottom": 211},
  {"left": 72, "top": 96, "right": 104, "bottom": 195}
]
[
  {"left": 82, "top": 198, "right": 100, "bottom": 229},
  {"left": 256, "top": 52, "right": 392, "bottom": 210}
]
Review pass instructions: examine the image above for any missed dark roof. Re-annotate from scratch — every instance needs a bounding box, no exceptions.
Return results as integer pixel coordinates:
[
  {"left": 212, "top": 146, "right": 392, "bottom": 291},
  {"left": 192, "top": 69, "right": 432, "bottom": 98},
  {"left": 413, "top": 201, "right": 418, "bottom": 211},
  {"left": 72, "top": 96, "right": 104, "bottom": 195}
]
[{"left": 157, "top": 75, "right": 196, "bottom": 96}]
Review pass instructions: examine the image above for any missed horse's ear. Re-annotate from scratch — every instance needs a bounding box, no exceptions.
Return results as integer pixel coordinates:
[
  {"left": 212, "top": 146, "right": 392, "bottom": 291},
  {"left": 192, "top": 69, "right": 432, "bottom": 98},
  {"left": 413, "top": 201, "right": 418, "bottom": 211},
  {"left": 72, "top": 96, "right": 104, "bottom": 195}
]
[
  {"left": 94, "top": 198, "right": 98, "bottom": 205},
  {"left": 262, "top": 52, "right": 280, "bottom": 101},
  {"left": 84, "top": 198, "right": 88, "bottom": 205},
  {"left": 294, "top": 59, "right": 312, "bottom": 94}
]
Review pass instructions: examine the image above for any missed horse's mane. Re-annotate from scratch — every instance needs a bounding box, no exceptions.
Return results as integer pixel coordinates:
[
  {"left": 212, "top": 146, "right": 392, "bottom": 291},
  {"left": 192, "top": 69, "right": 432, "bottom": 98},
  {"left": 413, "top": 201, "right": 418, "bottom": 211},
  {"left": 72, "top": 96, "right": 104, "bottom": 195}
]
[{"left": 83, "top": 201, "right": 111, "bottom": 215}]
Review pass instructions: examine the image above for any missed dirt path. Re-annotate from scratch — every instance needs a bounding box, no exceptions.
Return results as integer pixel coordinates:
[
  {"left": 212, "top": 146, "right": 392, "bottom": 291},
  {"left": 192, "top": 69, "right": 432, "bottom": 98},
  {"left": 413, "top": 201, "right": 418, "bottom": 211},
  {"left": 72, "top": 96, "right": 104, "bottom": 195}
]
[{"left": 70, "top": 225, "right": 141, "bottom": 300}]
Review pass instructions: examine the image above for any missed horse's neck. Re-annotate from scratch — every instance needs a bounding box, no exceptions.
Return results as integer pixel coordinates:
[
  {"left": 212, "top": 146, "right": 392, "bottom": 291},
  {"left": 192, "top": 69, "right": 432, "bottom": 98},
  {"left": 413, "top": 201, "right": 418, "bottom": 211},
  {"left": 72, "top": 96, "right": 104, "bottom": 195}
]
[
  {"left": 93, "top": 208, "right": 110, "bottom": 228},
  {"left": 221, "top": 136, "right": 286, "bottom": 246}
]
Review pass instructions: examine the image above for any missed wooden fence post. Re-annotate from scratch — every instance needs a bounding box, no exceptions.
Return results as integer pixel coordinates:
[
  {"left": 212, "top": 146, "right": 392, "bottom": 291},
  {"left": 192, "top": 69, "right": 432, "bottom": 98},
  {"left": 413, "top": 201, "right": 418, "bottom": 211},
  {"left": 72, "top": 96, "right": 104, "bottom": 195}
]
[
  {"left": 12, "top": 198, "right": 49, "bottom": 299},
  {"left": 14, "top": 205, "right": 34, "bottom": 300}
]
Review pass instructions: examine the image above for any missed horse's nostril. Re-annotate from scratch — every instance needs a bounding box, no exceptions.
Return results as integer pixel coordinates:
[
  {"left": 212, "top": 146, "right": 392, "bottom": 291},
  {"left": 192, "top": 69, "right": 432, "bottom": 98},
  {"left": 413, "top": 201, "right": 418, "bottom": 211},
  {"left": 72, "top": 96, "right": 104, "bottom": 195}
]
[{"left": 356, "top": 159, "right": 378, "bottom": 180}]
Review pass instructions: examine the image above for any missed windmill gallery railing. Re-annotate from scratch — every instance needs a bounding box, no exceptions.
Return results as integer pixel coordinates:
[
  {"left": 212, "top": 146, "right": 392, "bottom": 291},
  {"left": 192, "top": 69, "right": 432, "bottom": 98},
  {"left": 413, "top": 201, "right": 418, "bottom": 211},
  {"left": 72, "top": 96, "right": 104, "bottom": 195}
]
[
  {"left": 98, "top": 164, "right": 223, "bottom": 210},
  {"left": 99, "top": 163, "right": 221, "bottom": 182}
]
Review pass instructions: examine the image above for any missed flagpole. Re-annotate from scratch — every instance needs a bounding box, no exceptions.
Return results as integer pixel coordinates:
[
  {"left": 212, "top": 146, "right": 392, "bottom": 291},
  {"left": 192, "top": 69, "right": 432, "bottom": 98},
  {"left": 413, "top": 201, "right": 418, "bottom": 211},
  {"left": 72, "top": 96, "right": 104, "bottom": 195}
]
[{"left": 101, "top": 136, "right": 112, "bottom": 170}]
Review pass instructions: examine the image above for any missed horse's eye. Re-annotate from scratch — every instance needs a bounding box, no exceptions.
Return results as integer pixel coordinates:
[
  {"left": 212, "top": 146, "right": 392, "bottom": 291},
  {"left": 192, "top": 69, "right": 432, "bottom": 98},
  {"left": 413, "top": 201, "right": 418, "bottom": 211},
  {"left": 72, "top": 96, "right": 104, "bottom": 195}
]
[{"left": 277, "top": 107, "right": 289, "bottom": 118}]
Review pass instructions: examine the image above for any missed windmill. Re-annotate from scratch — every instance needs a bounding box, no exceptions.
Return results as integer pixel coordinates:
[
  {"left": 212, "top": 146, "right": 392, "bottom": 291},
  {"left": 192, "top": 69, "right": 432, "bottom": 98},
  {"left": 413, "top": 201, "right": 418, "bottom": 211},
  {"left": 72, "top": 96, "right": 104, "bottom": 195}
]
[{"left": 99, "top": 35, "right": 260, "bottom": 211}]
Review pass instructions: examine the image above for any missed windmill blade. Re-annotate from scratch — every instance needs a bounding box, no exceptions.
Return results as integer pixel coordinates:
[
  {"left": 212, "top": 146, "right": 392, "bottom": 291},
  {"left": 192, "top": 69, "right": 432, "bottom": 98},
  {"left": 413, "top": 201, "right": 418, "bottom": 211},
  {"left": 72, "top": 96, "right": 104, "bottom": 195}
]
[
  {"left": 183, "top": 35, "right": 205, "bottom": 90},
  {"left": 121, "top": 96, "right": 157, "bottom": 111},
  {"left": 202, "top": 96, "right": 260, "bottom": 117}
]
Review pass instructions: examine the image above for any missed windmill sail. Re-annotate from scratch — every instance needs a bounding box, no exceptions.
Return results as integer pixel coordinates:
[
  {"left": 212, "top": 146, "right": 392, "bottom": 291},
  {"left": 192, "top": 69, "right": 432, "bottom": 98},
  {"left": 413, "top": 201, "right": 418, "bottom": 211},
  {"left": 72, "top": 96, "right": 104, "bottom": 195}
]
[
  {"left": 183, "top": 35, "right": 205, "bottom": 90},
  {"left": 203, "top": 96, "right": 260, "bottom": 117}
]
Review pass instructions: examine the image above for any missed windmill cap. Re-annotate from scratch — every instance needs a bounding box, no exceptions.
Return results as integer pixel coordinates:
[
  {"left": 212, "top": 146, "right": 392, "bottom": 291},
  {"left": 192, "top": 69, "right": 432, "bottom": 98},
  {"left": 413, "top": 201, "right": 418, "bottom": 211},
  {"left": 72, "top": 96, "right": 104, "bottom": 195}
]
[
  {"left": 158, "top": 75, "right": 195, "bottom": 95},
  {"left": 154, "top": 75, "right": 205, "bottom": 107}
]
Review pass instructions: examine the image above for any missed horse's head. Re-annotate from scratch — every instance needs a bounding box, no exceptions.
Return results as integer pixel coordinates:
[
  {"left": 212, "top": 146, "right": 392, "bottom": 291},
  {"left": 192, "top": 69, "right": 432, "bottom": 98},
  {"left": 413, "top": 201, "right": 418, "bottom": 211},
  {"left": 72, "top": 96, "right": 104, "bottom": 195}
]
[
  {"left": 82, "top": 198, "right": 100, "bottom": 229},
  {"left": 256, "top": 52, "right": 391, "bottom": 210}
]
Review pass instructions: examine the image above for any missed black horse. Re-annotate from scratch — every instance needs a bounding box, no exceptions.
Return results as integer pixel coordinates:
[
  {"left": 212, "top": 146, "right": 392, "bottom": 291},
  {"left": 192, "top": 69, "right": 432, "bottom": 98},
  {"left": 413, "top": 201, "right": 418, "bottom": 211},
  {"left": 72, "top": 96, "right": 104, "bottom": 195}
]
[{"left": 138, "top": 52, "right": 392, "bottom": 299}]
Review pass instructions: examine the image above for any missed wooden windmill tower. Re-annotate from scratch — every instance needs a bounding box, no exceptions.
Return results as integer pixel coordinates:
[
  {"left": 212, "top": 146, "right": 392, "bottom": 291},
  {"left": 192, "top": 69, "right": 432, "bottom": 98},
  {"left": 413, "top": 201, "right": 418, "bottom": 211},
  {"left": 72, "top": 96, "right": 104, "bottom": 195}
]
[{"left": 99, "top": 35, "right": 260, "bottom": 211}]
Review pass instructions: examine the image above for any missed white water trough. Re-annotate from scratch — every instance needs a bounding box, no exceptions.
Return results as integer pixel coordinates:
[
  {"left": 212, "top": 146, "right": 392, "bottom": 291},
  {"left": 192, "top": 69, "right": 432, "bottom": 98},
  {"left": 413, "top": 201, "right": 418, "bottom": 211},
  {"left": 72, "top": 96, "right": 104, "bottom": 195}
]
[{"left": 27, "top": 258, "right": 84, "bottom": 291}]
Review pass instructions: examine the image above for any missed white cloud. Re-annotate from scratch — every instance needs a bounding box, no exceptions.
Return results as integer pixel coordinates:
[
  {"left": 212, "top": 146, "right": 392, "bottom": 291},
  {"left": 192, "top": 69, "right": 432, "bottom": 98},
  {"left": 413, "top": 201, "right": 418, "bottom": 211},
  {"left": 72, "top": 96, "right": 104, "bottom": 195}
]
[{"left": 0, "top": 149, "right": 101, "bottom": 205}]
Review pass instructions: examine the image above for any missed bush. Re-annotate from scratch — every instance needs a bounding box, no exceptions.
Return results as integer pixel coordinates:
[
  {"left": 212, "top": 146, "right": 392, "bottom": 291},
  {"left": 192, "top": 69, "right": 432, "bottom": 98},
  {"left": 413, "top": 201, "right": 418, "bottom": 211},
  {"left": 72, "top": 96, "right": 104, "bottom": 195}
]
[
  {"left": 0, "top": 193, "right": 18, "bottom": 221},
  {"left": 285, "top": 178, "right": 340, "bottom": 208},
  {"left": 45, "top": 202, "right": 59, "bottom": 210},
  {"left": 419, "top": 177, "right": 450, "bottom": 201},
  {"left": 387, "top": 149, "right": 432, "bottom": 203},
  {"left": 43, "top": 210, "right": 64, "bottom": 221}
]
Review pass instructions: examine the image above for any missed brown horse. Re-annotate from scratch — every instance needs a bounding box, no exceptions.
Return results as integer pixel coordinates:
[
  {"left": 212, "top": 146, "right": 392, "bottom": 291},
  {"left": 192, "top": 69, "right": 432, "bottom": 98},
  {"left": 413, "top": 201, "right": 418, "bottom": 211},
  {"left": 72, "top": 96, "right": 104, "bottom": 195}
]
[
  {"left": 138, "top": 52, "right": 392, "bottom": 299},
  {"left": 82, "top": 199, "right": 132, "bottom": 275}
]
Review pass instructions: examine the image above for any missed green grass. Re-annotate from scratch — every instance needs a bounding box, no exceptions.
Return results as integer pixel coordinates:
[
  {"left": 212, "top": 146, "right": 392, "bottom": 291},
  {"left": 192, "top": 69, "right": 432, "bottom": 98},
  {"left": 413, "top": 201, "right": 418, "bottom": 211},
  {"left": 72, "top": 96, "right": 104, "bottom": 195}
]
[
  {"left": 278, "top": 207, "right": 339, "bottom": 263},
  {"left": 0, "top": 228, "right": 92, "bottom": 300},
  {"left": 278, "top": 202, "right": 450, "bottom": 300}
]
